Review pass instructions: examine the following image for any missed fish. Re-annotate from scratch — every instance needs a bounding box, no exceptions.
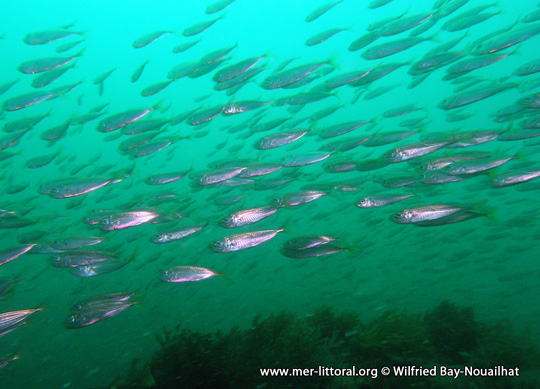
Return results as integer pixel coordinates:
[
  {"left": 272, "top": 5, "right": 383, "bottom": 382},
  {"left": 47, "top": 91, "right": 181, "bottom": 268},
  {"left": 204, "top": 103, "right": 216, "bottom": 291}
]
[
  {"left": 56, "top": 39, "right": 84, "bottom": 53},
  {"left": 4, "top": 83, "right": 80, "bottom": 111},
  {"left": 385, "top": 141, "right": 451, "bottom": 163},
  {"left": 133, "top": 30, "right": 172, "bottom": 48},
  {"left": 191, "top": 166, "right": 247, "bottom": 186},
  {"left": 362, "top": 36, "right": 431, "bottom": 60},
  {"left": 305, "top": 0, "right": 343, "bottom": 22},
  {"left": 65, "top": 301, "right": 135, "bottom": 328},
  {"left": 471, "top": 21, "right": 540, "bottom": 55},
  {"left": 183, "top": 15, "right": 225, "bottom": 37},
  {"left": 18, "top": 51, "right": 83, "bottom": 74},
  {"left": 212, "top": 229, "right": 284, "bottom": 253},
  {"left": 24, "top": 29, "right": 83, "bottom": 45},
  {"left": 161, "top": 266, "right": 223, "bottom": 282},
  {"left": 273, "top": 191, "right": 328, "bottom": 207},
  {"left": 357, "top": 194, "right": 414, "bottom": 208},
  {"left": 281, "top": 244, "right": 347, "bottom": 258},
  {"left": 31, "top": 63, "right": 75, "bottom": 88},
  {"left": 146, "top": 169, "right": 191, "bottom": 185},
  {"left": 438, "top": 82, "right": 516, "bottom": 110},
  {"left": 206, "top": 0, "right": 235, "bottom": 14},
  {"left": 282, "top": 153, "right": 332, "bottom": 167},
  {"left": 489, "top": 170, "right": 540, "bottom": 187},
  {"left": 255, "top": 129, "right": 310, "bottom": 150},
  {"left": 97, "top": 107, "right": 157, "bottom": 132},
  {"left": 72, "top": 292, "right": 138, "bottom": 310},
  {"left": 213, "top": 56, "right": 267, "bottom": 82},
  {"left": 261, "top": 62, "right": 331, "bottom": 89},
  {"left": 39, "top": 177, "right": 121, "bottom": 199},
  {"left": 151, "top": 224, "right": 206, "bottom": 243},
  {"left": 0, "top": 244, "right": 37, "bottom": 267},
  {"left": 50, "top": 251, "right": 116, "bottom": 267},
  {"left": 348, "top": 31, "right": 382, "bottom": 52},
  {"left": 0, "top": 308, "right": 42, "bottom": 336},
  {"left": 305, "top": 28, "right": 347, "bottom": 46},
  {"left": 220, "top": 206, "right": 278, "bottom": 228},
  {"left": 172, "top": 39, "right": 201, "bottom": 54},
  {"left": 392, "top": 204, "right": 471, "bottom": 224},
  {"left": 381, "top": 11, "right": 435, "bottom": 36}
]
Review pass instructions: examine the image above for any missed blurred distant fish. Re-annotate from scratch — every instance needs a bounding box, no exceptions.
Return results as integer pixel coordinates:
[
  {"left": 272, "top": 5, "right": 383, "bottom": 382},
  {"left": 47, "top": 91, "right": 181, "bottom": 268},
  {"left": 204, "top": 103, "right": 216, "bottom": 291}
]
[
  {"left": 261, "top": 62, "right": 331, "bottom": 89},
  {"left": 4, "top": 83, "right": 79, "bottom": 111},
  {"left": 131, "top": 60, "right": 149, "bottom": 83},
  {"left": 24, "top": 29, "right": 83, "bottom": 45},
  {"left": 172, "top": 39, "right": 200, "bottom": 54},
  {"left": 438, "top": 82, "right": 516, "bottom": 110},
  {"left": 213, "top": 56, "right": 267, "bottom": 82},
  {"left": 18, "top": 50, "right": 83, "bottom": 74},
  {"left": 305, "top": 0, "right": 343, "bottom": 22},
  {"left": 281, "top": 244, "right": 347, "bottom": 258},
  {"left": 305, "top": 28, "right": 347, "bottom": 46},
  {"left": 205, "top": 0, "right": 235, "bottom": 14},
  {"left": 132, "top": 30, "right": 172, "bottom": 48},
  {"left": 362, "top": 36, "right": 431, "bottom": 60},
  {"left": 97, "top": 106, "right": 157, "bottom": 132},
  {"left": 183, "top": 15, "right": 224, "bottom": 37},
  {"left": 93, "top": 67, "right": 116, "bottom": 96},
  {"left": 471, "top": 22, "right": 540, "bottom": 55},
  {"left": 39, "top": 177, "right": 122, "bottom": 199},
  {"left": 31, "top": 63, "right": 76, "bottom": 88}
]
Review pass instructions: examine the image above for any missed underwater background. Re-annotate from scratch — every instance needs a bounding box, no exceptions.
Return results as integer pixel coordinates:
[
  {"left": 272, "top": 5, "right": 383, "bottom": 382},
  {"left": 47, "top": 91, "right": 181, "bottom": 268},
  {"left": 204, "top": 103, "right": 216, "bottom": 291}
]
[{"left": 2, "top": 0, "right": 540, "bottom": 387}]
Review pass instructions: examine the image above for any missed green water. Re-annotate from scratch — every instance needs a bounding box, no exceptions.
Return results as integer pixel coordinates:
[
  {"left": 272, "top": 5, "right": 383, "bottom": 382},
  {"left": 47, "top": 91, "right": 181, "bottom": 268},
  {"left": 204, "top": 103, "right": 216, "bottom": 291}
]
[{"left": 1, "top": 0, "right": 540, "bottom": 387}]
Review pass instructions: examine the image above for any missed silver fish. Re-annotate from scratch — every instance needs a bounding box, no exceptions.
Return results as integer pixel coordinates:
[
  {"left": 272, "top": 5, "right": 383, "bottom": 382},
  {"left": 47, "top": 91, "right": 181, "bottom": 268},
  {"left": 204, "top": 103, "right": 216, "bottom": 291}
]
[
  {"left": 161, "top": 266, "right": 222, "bottom": 282},
  {"left": 212, "top": 229, "right": 284, "bottom": 253}
]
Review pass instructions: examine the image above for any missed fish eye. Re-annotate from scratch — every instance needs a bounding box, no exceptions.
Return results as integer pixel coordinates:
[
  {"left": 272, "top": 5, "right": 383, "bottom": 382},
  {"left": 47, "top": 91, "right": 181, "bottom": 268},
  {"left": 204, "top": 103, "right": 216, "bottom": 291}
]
[
  {"left": 73, "top": 304, "right": 82, "bottom": 310},
  {"left": 102, "top": 219, "right": 110, "bottom": 225},
  {"left": 214, "top": 241, "right": 224, "bottom": 247}
]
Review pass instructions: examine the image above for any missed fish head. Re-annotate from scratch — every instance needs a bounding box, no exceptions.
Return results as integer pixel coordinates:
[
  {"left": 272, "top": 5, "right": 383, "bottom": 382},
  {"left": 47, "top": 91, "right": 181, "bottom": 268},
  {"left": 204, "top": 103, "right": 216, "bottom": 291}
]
[
  {"left": 65, "top": 313, "right": 84, "bottom": 329},
  {"left": 272, "top": 195, "right": 284, "bottom": 208},
  {"left": 392, "top": 209, "right": 414, "bottom": 223},
  {"left": 384, "top": 148, "right": 402, "bottom": 163},
  {"left": 152, "top": 232, "right": 171, "bottom": 243},
  {"left": 39, "top": 183, "right": 54, "bottom": 195},
  {"left": 256, "top": 137, "right": 270, "bottom": 150},
  {"left": 211, "top": 238, "right": 229, "bottom": 253},
  {"left": 220, "top": 216, "right": 236, "bottom": 228},
  {"left": 357, "top": 198, "right": 373, "bottom": 208},
  {"left": 198, "top": 174, "right": 210, "bottom": 185},
  {"left": 362, "top": 47, "right": 380, "bottom": 60},
  {"left": 49, "top": 255, "right": 64, "bottom": 267},
  {"left": 99, "top": 216, "right": 117, "bottom": 230},
  {"left": 160, "top": 269, "right": 174, "bottom": 282},
  {"left": 437, "top": 96, "right": 454, "bottom": 110},
  {"left": 518, "top": 95, "right": 539, "bottom": 106},
  {"left": 146, "top": 175, "right": 160, "bottom": 185}
]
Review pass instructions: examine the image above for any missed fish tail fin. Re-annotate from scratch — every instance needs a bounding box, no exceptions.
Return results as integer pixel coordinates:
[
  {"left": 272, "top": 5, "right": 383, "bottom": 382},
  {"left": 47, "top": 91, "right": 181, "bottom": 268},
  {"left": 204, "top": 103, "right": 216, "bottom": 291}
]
[
  {"left": 472, "top": 200, "right": 498, "bottom": 223},
  {"left": 215, "top": 270, "right": 232, "bottom": 282}
]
